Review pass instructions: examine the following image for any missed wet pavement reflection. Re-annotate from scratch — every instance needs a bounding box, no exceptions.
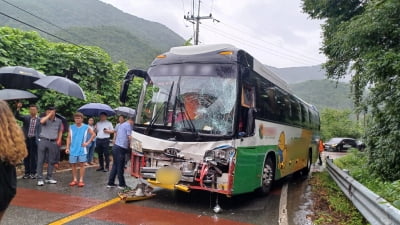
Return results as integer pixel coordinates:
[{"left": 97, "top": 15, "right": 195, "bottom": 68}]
[{"left": 2, "top": 166, "right": 283, "bottom": 225}]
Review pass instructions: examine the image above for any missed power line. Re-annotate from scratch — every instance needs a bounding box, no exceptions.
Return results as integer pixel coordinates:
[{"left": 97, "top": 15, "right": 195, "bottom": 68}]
[
  {"left": 201, "top": 23, "right": 319, "bottom": 65},
  {"left": 0, "top": 0, "right": 94, "bottom": 45},
  {"left": 219, "top": 21, "right": 323, "bottom": 63},
  {"left": 0, "top": 10, "right": 96, "bottom": 55},
  {"left": 184, "top": 0, "right": 216, "bottom": 45},
  {"left": 199, "top": 1, "right": 324, "bottom": 63}
]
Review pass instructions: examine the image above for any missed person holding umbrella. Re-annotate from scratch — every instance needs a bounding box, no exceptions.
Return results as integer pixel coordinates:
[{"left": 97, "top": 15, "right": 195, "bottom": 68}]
[
  {"left": 36, "top": 106, "right": 63, "bottom": 186},
  {"left": 95, "top": 112, "right": 114, "bottom": 172},
  {"left": 15, "top": 102, "right": 41, "bottom": 179}
]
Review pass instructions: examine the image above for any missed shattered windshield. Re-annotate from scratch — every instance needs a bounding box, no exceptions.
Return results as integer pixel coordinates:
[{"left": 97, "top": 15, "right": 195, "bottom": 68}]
[{"left": 139, "top": 64, "right": 237, "bottom": 136}]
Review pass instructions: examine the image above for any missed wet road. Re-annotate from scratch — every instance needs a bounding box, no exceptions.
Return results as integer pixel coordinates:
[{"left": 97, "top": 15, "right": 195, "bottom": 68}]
[{"left": 0, "top": 158, "right": 341, "bottom": 225}]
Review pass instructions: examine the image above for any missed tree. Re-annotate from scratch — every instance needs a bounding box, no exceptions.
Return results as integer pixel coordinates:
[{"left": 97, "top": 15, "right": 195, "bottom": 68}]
[
  {"left": 320, "top": 108, "right": 363, "bottom": 141},
  {"left": 0, "top": 27, "right": 128, "bottom": 120},
  {"left": 302, "top": 0, "right": 400, "bottom": 180}
]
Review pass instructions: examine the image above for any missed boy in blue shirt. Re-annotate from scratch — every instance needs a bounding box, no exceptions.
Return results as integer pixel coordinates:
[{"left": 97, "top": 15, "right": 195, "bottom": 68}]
[{"left": 65, "top": 112, "right": 96, "bottom": 187}]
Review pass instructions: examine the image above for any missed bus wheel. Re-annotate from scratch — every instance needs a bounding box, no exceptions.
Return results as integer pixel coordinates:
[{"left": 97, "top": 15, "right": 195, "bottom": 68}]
[
  {"left": 300, "top": 150, "right": 312, "bottom": 176},
  {"left": 258, "top": 156, "right": 274, "bottom": 195}
]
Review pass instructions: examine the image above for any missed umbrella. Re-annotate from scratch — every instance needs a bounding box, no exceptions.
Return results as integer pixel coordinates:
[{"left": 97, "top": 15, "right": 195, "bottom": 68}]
[
  {"left": 33, "top": 76, "right": 86, "bottom": 100},
  {"left": 78, "top": 103, "right": 115, "bottom": 117},
  {"left": 114, "top": 106, "right": 136, "bottom": 117},
  {"left": 0, "top": 89, "right": 37, "bottom": 100},
  {"left": 0, "top": 66, "right": 46, "bottom": 89}
]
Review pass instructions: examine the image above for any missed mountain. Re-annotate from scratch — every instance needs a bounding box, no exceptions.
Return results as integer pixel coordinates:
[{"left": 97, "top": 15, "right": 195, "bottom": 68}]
[
  {"left": 267, "top": 65, "right": 326, "bottom": 84},
  {"left": 289, "top": 80, "right": 354, "bottom": 110},
  {"left": 0, "top": 0, "right": 185, "bottom": 68}
]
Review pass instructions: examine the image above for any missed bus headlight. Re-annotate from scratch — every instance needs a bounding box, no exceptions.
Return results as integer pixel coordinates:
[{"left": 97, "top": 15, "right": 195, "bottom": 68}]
[{"left": 204, "top": 146, "right": 236, "bottom": 165}]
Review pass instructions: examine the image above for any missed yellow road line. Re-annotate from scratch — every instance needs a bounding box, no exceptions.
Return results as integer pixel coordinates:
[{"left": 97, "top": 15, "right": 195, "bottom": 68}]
[{"left": 49, "top": 197, "right": 121, "bottom": 225}]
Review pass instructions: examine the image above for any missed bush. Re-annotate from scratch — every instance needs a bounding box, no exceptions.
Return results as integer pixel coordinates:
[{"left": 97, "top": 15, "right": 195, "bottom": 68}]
[{"left": 335, "top": 149, "right": 400, "bottom": 209}]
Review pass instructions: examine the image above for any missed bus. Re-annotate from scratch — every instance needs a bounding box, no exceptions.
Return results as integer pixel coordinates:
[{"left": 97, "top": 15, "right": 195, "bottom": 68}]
[{"left": 119, "top": 44, "right": 320, "bottom": 196}]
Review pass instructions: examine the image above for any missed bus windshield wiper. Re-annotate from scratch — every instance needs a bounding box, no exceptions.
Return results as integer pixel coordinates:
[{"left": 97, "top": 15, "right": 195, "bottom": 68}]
[
  {"left": 145, "top": 82, "right": 174, "bottom": 134},
  {"left": 163, "top": 81, "right": 174, "bottom": 126}
]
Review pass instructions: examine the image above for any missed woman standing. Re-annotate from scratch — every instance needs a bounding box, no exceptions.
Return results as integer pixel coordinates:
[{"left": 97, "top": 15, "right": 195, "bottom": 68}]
[
  {"left": 0, "top": 100, "right": 27, "bottom": 221},
  {"left": 86, "top": 117, "right": 96, "bottom": 165}
]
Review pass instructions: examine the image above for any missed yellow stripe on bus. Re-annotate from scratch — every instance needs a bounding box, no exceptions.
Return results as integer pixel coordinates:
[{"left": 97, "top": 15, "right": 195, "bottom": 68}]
[{"left": 48, "top": 197, "right": 121, "bottom": 225}]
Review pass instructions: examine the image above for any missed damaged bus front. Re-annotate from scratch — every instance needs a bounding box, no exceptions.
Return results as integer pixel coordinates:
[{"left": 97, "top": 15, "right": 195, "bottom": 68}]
[{"left": 120, "top": 45, "right": 240, "bottom": 196}]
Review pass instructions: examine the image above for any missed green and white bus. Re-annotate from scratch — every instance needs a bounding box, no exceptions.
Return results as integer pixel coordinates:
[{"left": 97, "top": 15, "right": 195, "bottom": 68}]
[{"left": 120, "top": 44, "right": 320, "bottom": 196}]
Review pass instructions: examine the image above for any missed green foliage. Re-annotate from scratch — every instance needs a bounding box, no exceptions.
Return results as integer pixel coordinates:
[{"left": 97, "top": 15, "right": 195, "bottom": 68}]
[
  {"left": 320, "top": 108, "right": 363, "bottom": 140},
  {"left": 302, "top": 0, "right": 400, "bottom": 181},
  {"left": 54, "top": 26, "right": 160, "bottom": 69},
  {"left": 0, "top": 0, "right": 185, "bottom": 69},
  {"left": 290, "top": 80, "right": 354, "bottom": 110},
  {"left": 335, "top": 150, "right": 400, "bottom": 209},
  {"left": 311, "top": 171, "right": 367, "bottom": 225},
  {"left": 0, "top": 26, "right": 129, "bottom": 120}
]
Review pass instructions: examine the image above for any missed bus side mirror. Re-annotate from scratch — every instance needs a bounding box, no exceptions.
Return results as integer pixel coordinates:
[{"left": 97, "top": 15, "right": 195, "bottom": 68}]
[{"left": 119, "top": 69, "right": 150, "bottom": 104}]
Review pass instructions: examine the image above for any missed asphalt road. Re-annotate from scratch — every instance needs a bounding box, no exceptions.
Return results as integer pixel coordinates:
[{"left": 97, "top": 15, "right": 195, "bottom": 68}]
[{"left": 1, "top": 160, "right": 334, "bottom": 225}]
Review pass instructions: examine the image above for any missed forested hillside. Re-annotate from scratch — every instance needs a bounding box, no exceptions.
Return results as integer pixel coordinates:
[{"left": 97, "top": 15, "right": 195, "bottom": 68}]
[
  {"left": 268, "top": 65, "right": 325, "bottom": 84},
  {"left": 289, "top": 80, "right": 353, "bottom": 110},
  {"left": 0, "top": 0, "right": 185, "bottom": 68}
]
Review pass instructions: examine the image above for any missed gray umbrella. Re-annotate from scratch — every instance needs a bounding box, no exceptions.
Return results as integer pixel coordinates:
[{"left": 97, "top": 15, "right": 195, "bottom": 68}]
[
  {"left": 0, "top": 66, "right": 46, "bottom": 89},
  {"left": 33, "top": 76, "right": 86, "bottom": 100},
  {"left": 114, "top": 106, "right": 136, "bottom": 117},
  {"left": 0, "top": 89, "right": 37, "bottom": 100}
]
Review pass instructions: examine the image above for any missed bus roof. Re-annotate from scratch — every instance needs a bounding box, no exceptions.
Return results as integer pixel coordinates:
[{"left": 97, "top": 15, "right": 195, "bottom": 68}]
[
  {"left": 162, "top": 44, "right": 291, "bottom": 92},
  {"left": 170, "top": 44, "right": 236, "bottom": 55},
  {"left": 156, "top": 44, "right": 317, "bottom": 110}
]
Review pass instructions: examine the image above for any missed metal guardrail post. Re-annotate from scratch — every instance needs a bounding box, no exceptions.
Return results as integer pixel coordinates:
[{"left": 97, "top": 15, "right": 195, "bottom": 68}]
[{"left": 326, "top": 158, "right": 400, "bottom": 225}]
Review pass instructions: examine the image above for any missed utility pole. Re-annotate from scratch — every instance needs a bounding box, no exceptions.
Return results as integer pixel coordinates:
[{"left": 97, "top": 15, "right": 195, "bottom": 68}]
[{"left": 184, "top": 0, "right": 217, "bottom": 45}]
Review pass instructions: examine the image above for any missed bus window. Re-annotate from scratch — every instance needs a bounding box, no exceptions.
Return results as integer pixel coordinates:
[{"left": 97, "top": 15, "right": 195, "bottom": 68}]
[
  {"left": 240, "top": 84, "right": 256, "bottom": 136},
  {"left": 256, "top": 79, "right": 277, "bottom": 121},
  {"left": 301, "top": 104, "right": 310, "bottom": 128},
  {"left": 275, "top": 89, "right": 291, "bottom": 124},
  {"left": 290, "top": 98, "right": 301, "bottom": 126}
]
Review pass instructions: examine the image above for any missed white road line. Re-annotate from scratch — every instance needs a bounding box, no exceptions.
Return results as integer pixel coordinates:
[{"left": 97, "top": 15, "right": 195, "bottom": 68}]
[{"left": 278, "top": 183, "right": 289, "bottom": 225}]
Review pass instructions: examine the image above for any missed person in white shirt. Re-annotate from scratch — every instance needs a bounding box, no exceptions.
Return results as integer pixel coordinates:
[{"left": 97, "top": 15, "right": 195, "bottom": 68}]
[{"left": 94, "top": 112, "right": 113, "bottom": 172}]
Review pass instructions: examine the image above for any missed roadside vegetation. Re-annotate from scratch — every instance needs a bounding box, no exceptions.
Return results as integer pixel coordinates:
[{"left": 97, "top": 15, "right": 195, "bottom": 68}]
[
  {"left": 0, "top": 27, "right": 142, "bottom": 121},
  {"left": 302, "top": 0, "right": 400, "bottom": 182},
  {"left": 309, "top": 171, "right": 367, "bottom": 225},
  {"left": 334, "top": 149, "right": 400, "bottom": 210},
  {"left": 319, "top": 108, "right": 364, "bottom": 141}
]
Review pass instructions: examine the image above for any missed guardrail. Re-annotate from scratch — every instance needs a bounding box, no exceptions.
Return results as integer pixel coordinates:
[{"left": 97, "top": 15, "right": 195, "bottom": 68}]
[{"left": 326, "top": 158, "right": 400, "bottom": 225}]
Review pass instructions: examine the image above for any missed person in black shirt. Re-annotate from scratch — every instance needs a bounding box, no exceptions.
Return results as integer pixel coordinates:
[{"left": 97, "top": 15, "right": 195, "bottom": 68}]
[
  {"left": 0, "top": 100, "right": 27, "bottom": 221},
  {"left": 15, "top": 102, "right": 40, "bottom": 179}
]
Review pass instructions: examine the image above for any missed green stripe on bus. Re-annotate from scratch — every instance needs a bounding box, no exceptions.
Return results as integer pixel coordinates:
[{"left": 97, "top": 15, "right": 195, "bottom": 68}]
[{"left": 232, "top": 145, "right": 279, "bottom": 195}]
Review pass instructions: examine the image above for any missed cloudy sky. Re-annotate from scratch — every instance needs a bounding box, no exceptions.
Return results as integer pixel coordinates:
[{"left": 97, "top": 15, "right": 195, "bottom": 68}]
[{"left": 100, "top": 0, "right": 326, "bottom": 68}]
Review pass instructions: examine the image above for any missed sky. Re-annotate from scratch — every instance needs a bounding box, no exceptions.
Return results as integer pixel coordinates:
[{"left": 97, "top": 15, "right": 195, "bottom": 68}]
[{"left": 100, "top": 0, "right": 326, "bottom": 68}]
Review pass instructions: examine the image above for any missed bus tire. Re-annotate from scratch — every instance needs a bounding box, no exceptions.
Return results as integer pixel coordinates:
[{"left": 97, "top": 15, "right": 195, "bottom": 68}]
[
  {"left": 258, "top": 156, "right": 275, "bottom": 195},
  {"left": 300, "top": 150, "right": 312, "bottom": 177}
]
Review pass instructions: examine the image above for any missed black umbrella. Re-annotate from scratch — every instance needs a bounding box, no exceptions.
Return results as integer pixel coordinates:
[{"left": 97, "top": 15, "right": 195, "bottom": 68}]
[
  {"left": 78, "top": 103, "right": 115, "bottom": 117},
  {"left": 0, "top": 89, "right": 37, "bottom": 100},
  {"left": 33, "top": 76, "right": 86, "bottom": 100},
  {"left": 0, "top": 66, "right": 46, "bottom": 89}
]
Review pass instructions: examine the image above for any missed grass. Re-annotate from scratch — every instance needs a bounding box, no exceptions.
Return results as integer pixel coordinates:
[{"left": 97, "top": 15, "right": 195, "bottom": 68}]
[
  {"left": 309, "top": 171, "right": 368, "bottom": 225},
  {"left": 334, "top": 149, "right": 400, "bottom": 209}
]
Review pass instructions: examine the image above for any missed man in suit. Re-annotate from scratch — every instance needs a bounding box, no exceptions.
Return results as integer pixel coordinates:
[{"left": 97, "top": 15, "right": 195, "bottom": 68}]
[{"left": 15, "top": 102, "right": 41, "bottom": 179}]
